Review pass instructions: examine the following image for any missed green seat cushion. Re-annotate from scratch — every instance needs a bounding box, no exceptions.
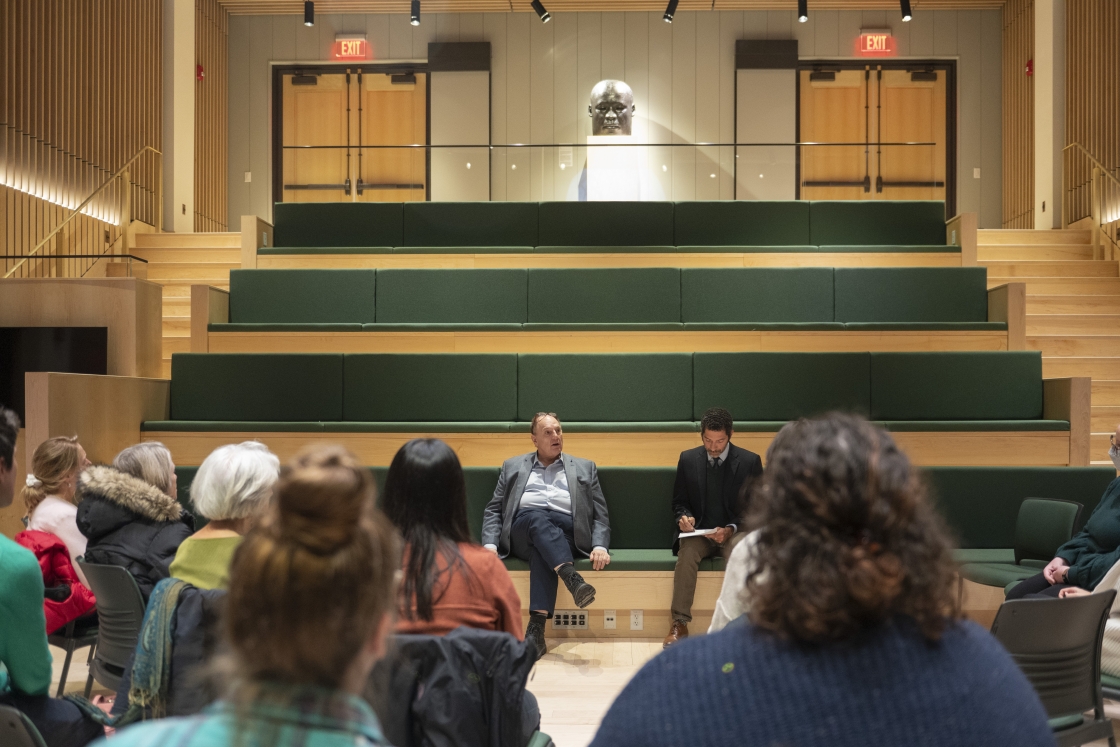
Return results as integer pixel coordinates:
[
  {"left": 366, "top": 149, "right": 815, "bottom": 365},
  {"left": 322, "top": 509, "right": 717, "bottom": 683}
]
[
  {"left": 518, "top": 354, "right": 692, "bottom": 422},
  {"left": 527, "top": 268, "right": 681, "bottom": 324},
  {"left": 681, "top": 268, "right": 834, "bottom": 323},
  {"left": 953, "top": 549, "right": 1015, "bottom": 564},
  {"left": 272, "top": 202, "right": 403, "bottom": 248},
  {"left": 325, "top": 422, "right": 517, "bottom": 432},
  {"left": 170, "top": 353, "right": 344, "bottom": 421},
  {"left": 343, "top": 354, "right": 517, "bottom": 422},
  {"left": 819, "top": 245, "right": 961, "bottom": 253},
  {"left": 258, "top": 246, "right": 394, "bottom": 255},
  {"left": 211, "top": 323, "right": 364, "bottom": 332},
  {"left": 1101, "top": 673, "right": 1120, "bottom": 691},
  {"left": 376, "top": 269, "right": 528, "bottom": 323},
  {"left": 957, "top": 562, "right": 1038, "bottom": 588},
  {"left": 504, "top": 549, "right": 679, "bottom": 572},
  {"left": 877, "top": 420, "right": 1069, "bottom": 431},
  {"left": 842, "top": 322, "right": 1007, "bottom": 331},
  {"left": 673, "top": 201, "right": 811, "bottom": 246},
  {"left": 809, "top": 201, "right": 946, "bottom": 246},
  {"left": 835, "top": 268, "right": 988, "bottom": 323},
  {"left": 703, "top": 556, "right": 727, "bottom": 572},
  {"left": 393, "top": 246, "right": 533, "bottom": 254},
  {"left": 676, "top": 245, "right": 821, "bottom": 253},
  {"left": 1047, "top": 714, "right": 1085, "bottom": 732},
  {"left": 537, "top": 202, "right": 674, "bottom": 246},
  {"left": 683, "top": 323, "right": 844, "bottom": 331},
  {"left": 229, "top": 269, "right": 376, "bottom": 324},
  {"left": 598, "top": 468, "right": 676, "bottom": 549},
  {"left": 401, "top": 202, "right": 538, "bottom": 247},
  {"left": 694, "top": 352, "right": 871, "bottom": 421},
  {"left": 363, "top": 323, "right": 524, "bottom": 332},
  {"left": 870, "top": 352, "right": 1043, "bottom": 420},
  {"left": 520, "top": 323, "right": 684, "bottom": 331},
  {"left": 533, "top": 245, "right": 679, "bottom": 254}
]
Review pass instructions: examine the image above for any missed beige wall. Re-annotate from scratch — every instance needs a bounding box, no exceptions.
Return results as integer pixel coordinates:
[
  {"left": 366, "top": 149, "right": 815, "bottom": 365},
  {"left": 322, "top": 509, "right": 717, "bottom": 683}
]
[{"left": 228, "top": 9, "right": 1002, "bottom": 226}]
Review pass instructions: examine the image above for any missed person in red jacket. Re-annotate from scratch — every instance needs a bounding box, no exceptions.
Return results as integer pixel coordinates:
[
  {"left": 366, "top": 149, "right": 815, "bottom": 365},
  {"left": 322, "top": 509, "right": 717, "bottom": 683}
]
[{"left": 14, "top": 530, "right": 96, "bottom": 635}]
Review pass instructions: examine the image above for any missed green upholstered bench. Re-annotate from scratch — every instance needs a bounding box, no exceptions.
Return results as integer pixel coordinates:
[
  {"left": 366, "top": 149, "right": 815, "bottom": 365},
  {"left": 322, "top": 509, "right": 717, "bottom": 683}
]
[
  {"left": 835, "top": 268, "right": 988, "bottom": 323},
  {"left": 527, "top": 268, "right": 681, "bottom": 324},
  {"left": 673, "top": 201, "right": 811, "bottom": 246},
  {"left": 375, "top": 269, "right": 528, "bottom": 324},
  {"left": 819, "top": 245, "right": 960, "bottom": 253},
  {"left": 401, "top": 202, "right": 538, "bottom": 247},
  {"left": 681, "top": 268, "right": 834, "bottom": 323},
  {"left": 809, "top": 200, "right": 947, "bottom": 246},
  {"left": 537, "top": 201, "right": 675, "bottom": 247},
  {"left": 229, "top": 269, "right": 377, "bottom": 324},
  {"left": 272, "top": 202, "right": 403, "bottom": 248}
]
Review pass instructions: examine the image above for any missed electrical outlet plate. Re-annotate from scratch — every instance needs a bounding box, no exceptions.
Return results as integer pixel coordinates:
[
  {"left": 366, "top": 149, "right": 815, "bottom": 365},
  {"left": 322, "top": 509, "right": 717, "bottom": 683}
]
[
  {"left": 552, "top": 610, "right": 589, "bottom": 630},
  {"left": 630, "top": 609, "right": 644, "bottom": 631},
  {"left": 603, "top": 609, "right": 617, "bottom": 629}
]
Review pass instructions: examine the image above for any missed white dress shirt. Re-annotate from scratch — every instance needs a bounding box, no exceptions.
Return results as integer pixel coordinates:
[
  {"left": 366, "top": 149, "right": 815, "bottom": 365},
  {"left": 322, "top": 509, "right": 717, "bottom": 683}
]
[
  {"left": 27, "top": 495, "right": 90, "bottom": 586},
  {"left": 519, "top": 455, "right": 572, "bottom": 514}
]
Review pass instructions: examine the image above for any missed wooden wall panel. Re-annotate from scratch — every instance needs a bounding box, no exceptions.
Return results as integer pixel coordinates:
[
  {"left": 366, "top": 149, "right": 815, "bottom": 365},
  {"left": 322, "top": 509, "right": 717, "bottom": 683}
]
[
  {"left": 0, "top": 1, "right": 162, "bottom": 270},
  {"left": 196, "top": 0, "right": 230, "bottom": 232},
  {"left": 1065, "top": 0, "right": 1120, "bottom": 188},
  {"left": 1001, "top": 0, "right": 1033, "bottom": 229}
]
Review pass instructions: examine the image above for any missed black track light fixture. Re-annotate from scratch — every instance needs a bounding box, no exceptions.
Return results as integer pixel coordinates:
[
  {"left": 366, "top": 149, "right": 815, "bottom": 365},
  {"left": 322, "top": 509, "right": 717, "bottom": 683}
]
[
  {"left": 663, "top": 0, "right": 678, "bottom": 23},
  {"left": 531, "top": 0, "right": 551, "bottom": 22},
  {"left": 411, "top": 0, "right": 420, "bottom": 26},
  {"left": 900, "top": 0, "right": 912, "bottom": 22},
  {"left": 304, "top": 1, "right": 314, "bottom": 27},
  {"left": 798, "top": 0, "right": 808, "bottom": 23}
]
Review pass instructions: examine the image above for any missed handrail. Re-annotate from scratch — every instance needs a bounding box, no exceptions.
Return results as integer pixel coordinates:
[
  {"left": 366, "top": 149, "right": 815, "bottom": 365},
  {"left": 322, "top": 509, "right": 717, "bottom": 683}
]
[
  {"left": 1064, "top": 142, "right": 1120, "bottom": 190},
  {"left": 4, "top": 145, "right": 162, "bottom": 279}
]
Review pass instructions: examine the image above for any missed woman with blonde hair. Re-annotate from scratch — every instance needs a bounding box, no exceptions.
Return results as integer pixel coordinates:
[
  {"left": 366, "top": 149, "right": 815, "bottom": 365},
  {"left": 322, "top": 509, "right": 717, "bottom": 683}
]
[
  {"left": 100, "top": 444, "right": 401, "bottom": 747},
  {"left": 23, "top": 436, "right": 92, "bottom": 584}
]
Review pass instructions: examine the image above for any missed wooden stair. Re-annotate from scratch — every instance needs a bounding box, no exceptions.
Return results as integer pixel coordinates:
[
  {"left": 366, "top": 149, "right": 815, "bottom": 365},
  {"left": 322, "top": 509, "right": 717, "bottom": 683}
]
[
  {"left": 132, "top": 232, "right": 240, "bottom": 378},
  {"left": 981, "top": 228, "right": 1120, "bottom": 468}
]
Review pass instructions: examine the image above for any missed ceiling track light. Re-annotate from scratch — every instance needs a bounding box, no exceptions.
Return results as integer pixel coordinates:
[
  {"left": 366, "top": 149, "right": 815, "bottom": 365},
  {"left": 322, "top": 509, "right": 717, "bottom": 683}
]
[
  {"left": 531, "top": 0, "right": 550, "bottom": 22},
  {"left": 410, "top": 0, "right": 420, "bottom": 26},
  {"left": 798, "top": 0, "right": 808, "bottom": 23},
  {"left": 304, "top": 0, "right": 314, "bottom": 27},
  {"left": 900, "top": 0, "right": 912, "bottom": 21},
  {"left": 663, "top": 0, "right": 678, "bottom": 23}
]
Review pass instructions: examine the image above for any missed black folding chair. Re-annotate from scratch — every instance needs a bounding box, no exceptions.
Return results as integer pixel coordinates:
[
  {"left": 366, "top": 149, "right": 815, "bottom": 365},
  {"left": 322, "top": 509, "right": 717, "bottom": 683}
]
[
  {"left": 46, "top": 616, "right": 99, "bottom": 697},
  {"left": 77, "top": 561, "right": 146, "bottom": 692},
  {"left": 0, "top": 705, "right": 47, "bottom": 747},
  {"left": 991, "top": 590, "right": 1118, "bottom": 747}
]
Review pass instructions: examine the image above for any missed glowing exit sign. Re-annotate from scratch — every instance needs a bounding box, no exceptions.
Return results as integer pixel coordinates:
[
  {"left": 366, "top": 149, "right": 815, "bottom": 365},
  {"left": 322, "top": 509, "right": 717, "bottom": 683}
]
[
  {"left": 332, "top": 36, "right": 370, "bottom": 60},
  {"left": 857, "top": 30, "right": 896, "bottom": 57}
]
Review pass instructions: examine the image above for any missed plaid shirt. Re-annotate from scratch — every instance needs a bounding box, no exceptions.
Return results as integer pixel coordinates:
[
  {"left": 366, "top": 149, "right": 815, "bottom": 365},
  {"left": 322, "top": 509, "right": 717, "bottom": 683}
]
[{"left": 94, "top": 683, "right": 390, "bottom": 747}]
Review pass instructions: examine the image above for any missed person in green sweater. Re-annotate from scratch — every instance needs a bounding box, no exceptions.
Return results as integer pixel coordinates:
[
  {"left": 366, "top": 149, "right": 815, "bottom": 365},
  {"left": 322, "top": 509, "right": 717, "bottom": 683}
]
[
  {"left": 1007, "top": 422, "right": 1120, "bottom": 599},
  {"left": 0, "top": 405, "right": 102, "bottom": 747}
]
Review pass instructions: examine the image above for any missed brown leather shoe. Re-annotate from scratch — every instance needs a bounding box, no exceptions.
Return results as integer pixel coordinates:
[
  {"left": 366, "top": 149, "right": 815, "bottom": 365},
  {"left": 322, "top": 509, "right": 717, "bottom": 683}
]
[{"left": 663, "top": 620, "right": 689, "bottom": 648}]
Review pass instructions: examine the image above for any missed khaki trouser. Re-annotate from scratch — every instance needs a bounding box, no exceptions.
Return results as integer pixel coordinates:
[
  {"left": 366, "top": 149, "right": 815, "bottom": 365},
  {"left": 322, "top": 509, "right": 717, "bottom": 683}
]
[{"left": 670, "top": 535, "right": 733, "bottom": 624}]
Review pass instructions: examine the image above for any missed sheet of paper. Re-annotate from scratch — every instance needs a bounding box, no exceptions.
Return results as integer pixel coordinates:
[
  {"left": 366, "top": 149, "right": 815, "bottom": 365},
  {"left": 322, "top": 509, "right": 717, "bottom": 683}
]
[{"left": 678, "top": 528, "right": 718, "bottom": 538}]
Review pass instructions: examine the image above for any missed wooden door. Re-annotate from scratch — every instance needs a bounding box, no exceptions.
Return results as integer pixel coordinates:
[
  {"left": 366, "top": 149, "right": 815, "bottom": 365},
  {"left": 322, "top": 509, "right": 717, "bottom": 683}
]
[
  {"left": 282, "top": 72, "right": 351, "bottom": 202},
  {"left": 799, "top": 70, "right": 869, "bottom": 201},
  {"left": 877, "top": 69, "right": 946, "bottom": 199},
  {"left": 357, "top": 72, "right": 427, "bottom": 203}
]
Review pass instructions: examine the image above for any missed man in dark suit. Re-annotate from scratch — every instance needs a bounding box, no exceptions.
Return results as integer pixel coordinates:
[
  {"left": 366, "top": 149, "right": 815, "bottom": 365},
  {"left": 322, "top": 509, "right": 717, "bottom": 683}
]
[
  {"left": 663, "top": 407, "right": 763, "bottom": 648},
  {"left": 482, "top": 412, "right": 611, "bottom": 659}
]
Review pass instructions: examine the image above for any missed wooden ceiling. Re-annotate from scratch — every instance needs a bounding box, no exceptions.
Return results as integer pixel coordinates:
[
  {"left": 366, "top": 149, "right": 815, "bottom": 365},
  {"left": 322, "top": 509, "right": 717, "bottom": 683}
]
[{"left": 217, "top": 0, "right": 1005, "bottom": 15}]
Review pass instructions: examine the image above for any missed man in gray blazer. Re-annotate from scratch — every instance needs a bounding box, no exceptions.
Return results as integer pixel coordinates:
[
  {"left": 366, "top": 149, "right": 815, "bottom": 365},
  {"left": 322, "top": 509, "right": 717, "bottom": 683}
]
[{"left": 483, "top": 412, "right": 611, "bottom": 658}]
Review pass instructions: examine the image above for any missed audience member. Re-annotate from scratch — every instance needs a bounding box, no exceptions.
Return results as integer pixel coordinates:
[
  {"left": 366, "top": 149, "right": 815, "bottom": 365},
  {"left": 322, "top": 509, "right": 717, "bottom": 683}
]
[
  {"left": 23, "top": 436, "right": 93, "bottom": 585},
  {"left": 1006, "top": 422, "right": 1120, "bottom": 599},
  {"left": 76, "top": 443, "right": 192, "bottom": 602},
  {"left": 664, "top": 407, "right": 762, "bottom": 648},
  {"left": 384, "top": 438, "right": 522, "bottom": 638},
  {"left": 589, "top": 414, "right": 1055, "bottom": 747},
  {"left": 1059, "top": 559, "right": 1120, "bottom": 678},
  {"left": 170, "top": 442, "right": 279, "bottom": 590},
  {"left": 482, "top": 413, "right": 611, "bottom": 659},
  {"left": 98, "top": 444, "right": 400, "bottom": 747},
  {"left": 0, "top": 405, "right": 103, "bottom": 747}
]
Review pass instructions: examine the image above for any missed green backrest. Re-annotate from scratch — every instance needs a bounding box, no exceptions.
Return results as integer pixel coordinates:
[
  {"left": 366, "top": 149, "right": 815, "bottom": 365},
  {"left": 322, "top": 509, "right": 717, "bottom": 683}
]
[
  {"left": 681, "top": 268, "right": 834, "bottom": 323},
  {"left": 694, "top": 352, "right": 871, "bottom": 421},
  {"left": 376, "top": 269, "right": 528, "bottom": 323},
  {"left": 170, "top": 353, "right": 344, "bottom": 421},
  {"left": 924, "top": 467, "right": 1115, "bottom": 548},
  {"left": 272, "top": 202, "right": 403, "bottom": 248},
  {"left": 597, "top": 468, "right": 677, "bottom": 549},
  {"left": 229, "top": 269, "right": 376, "bottom": 323},
  {"left": 834, "top": 268, "right": 989, "bottom": 323},
  {"left": 537, "top": 202, "right": 675, "bottom": 246},
  {"left": 809, "top": 201, "right": 946, "bottom": 246},
  {"left": 175, "top": 466, "right": 201, "bottom": 527},
  {"left": 517, "top": 354, "right": 693, "bottom": 422},
  {"left": 343, "top": 354, "right": 518, "bottom": 422},
  {"left": 527, "top": 268, "right": 681, "bottom": 323},
  {"left": 673, "top": 201, "right": 811, "bottom": 246},
  {"left": 1015, "top": 498, "right": 1084, "bottom": 564},
  {"left": 870, "top": 352, "right": 1044, "bottom": 420},
  {"left": 401, "top": 202, "right": 538, "bottom": 247}
]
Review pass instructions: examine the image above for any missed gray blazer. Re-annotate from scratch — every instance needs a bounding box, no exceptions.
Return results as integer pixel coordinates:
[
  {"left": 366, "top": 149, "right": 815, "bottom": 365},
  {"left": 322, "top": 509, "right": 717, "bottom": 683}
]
[{"left": 481, "top": 452, "right": 611, "bottom": 559}]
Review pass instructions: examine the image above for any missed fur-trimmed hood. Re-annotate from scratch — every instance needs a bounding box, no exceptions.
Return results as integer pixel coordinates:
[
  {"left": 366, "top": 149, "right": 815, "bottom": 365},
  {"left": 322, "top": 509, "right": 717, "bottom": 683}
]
[{"left": 78, "top": 465, "right": 182, "bottom": 523}]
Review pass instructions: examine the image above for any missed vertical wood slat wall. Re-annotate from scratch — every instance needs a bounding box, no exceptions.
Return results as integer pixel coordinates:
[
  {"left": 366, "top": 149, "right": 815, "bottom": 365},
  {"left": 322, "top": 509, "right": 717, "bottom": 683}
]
[
  {"left": 0, "top": 0, "right": 161, "bottom": 273},
  {"left": 1065, "top": 0, "right": 1120, "bottom": 210},
  {"left": 195, "top": 0, "right": 229, "bottom": 232},
  {"left": 1001, "top": 0, "right": 1033, "bottom": 229}
]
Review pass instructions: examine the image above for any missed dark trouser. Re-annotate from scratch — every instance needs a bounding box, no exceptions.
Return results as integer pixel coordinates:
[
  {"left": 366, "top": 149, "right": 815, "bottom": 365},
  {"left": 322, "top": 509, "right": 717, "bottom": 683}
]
[
  {"left": 671, "top": 535, "right": 732, "bottom": 624},
  {"left": 0, "top": 692, "right": 103, "bottom": 747},
  {"left": 510, "top": 508, "right": 577, "bottom": 617},
  {"left": 1005, "top": 572, "right": 1075, "bottom": 599}
]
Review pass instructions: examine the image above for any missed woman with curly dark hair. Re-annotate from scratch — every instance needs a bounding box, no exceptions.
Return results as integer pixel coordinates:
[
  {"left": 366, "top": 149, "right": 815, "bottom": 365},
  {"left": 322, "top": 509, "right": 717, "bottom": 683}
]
[{"left": 590, "top": 414, "right": 1054, "bottom": 747}]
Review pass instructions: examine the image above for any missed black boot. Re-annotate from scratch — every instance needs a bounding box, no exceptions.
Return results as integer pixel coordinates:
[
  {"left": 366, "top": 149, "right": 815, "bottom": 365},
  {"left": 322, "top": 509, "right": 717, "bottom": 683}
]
[
  {"left": 558, "top": 564, "right": 596, "bottom": 608},
  {"left": 526, "top": 613, "right": 547, "bottom": 660}
]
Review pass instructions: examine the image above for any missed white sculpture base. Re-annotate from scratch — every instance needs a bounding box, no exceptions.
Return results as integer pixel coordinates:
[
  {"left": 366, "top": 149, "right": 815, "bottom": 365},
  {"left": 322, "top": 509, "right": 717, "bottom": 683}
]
[{"left": 586, "top": 135, "right": 643, "bottom": 201}]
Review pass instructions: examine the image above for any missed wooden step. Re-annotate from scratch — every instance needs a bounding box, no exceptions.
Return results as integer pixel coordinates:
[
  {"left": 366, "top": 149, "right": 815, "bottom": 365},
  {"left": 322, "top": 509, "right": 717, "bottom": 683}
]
[
  {"left": 1091, "top": 432, "right": 1114, "bottom": 456},
  {"left": 1031, "top": 336, "right": 1120, "bottom": 357},
  {"left": 160, "top": 283, "right": 227, "bottom": 298},
  {"left": 978, "top": 229, "right": 1093, "bottom": 245},
  {"left": 978, "top": 244, "right": 1095, "bottom": 261},
  {"left": 163, "top": 298, "right": 191, "bottom": 315},
  {"left": 979, "top": 260, "right": 1119, "bottom": 278},
  {"left": 135, "top": 232, "right": 240, "bottom": 249},
  {"left": 1026, "top": 296, "right": 1120, "bottom": 314},
  {"left": 132, "top": 248, "right": 241, "bottom": 263},
  {"left": 145, "top": 262, "right": 239, "bottom": 280},
  {"left": 1044, "top": 357, "right": 1120, "bottom": 379},
  {"left": 990, "top": 278, "right": 1120, "bottom": 294},
  {"left": 1094, "top": 381, "right": 1120, "bottom": 406},
  {"left": 162, "top": 336, "right": 190, "bottom": 355},
  {"left": 162, "top": 318, "right": 190, "bottom": 336},
  {"left": 1092, "top": 407, "right": 1120, "bottom": 433},
  {"left": 1026, "top": 314, "right": 1120, "bottom": 335}
]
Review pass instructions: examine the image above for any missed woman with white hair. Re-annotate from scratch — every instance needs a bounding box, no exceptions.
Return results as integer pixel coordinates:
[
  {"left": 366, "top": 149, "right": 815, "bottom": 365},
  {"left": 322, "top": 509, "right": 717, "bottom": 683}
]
[{"left": 169, "top": 441, "right": 280, "bottom": 590}]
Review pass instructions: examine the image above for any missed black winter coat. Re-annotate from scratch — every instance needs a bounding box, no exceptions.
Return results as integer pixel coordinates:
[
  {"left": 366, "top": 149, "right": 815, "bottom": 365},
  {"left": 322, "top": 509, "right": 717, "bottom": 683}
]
[{"left": 76, "top": 465, "right": 193, "bottom": 602}]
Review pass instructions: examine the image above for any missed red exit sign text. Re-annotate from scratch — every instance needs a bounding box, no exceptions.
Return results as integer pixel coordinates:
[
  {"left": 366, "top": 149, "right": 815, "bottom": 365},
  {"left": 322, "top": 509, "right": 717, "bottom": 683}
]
[
  {"left": 332, "top": 38, "right": 370, "bottom": 60},
  {"left": 857, "top": 31, "right": 896, "bottom": 57}
]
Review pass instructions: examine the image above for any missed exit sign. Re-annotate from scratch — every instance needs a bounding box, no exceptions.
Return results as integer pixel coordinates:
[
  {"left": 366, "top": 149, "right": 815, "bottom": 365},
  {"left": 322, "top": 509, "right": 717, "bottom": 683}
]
[
  {"left": 332, "top": 36, "right": 370, "bottom": 60},
  {"left": 857, "top": 30, "right": 896, "bottom": 57}
]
